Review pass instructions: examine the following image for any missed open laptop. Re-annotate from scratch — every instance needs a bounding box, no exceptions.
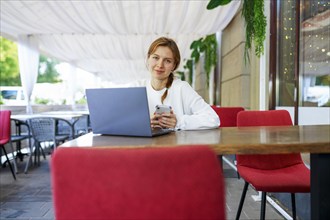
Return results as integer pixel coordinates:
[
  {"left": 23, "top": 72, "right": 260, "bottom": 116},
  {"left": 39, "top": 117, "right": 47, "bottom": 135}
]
[{"left": 85, "top": 87, "right": 172, "bottom": 137}]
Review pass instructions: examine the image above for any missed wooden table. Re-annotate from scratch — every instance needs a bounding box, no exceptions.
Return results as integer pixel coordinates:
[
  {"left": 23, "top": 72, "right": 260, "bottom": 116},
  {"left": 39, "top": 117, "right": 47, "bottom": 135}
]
[{"left": 61, "top": 125, "right": 330, "bottom": 219}]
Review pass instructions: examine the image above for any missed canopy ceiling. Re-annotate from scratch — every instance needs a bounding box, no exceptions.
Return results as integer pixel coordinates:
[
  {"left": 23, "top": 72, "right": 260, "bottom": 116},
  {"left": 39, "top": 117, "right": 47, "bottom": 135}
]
[{"left": 1, "top": 0, "right": 241, "bottom": 84}]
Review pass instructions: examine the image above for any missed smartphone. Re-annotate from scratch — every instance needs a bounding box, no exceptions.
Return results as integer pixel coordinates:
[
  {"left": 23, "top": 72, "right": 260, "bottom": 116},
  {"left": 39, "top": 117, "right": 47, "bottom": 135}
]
[{"left": 155, "top": 105, "right": 171, "bottom": 114}]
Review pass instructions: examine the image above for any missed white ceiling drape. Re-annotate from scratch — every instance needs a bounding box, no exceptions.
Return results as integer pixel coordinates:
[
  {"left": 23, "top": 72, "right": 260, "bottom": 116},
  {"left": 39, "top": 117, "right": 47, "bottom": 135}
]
[
  {"left": 17, "top": 35, "right": 39, "bottom": 113},
  {"left": 1, "top": 0, "right": 241, "bottom": 84}
]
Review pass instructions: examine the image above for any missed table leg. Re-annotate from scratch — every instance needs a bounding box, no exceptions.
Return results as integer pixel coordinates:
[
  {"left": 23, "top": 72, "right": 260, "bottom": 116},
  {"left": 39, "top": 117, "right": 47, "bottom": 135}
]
[{"left": 311, "top": 153, "right": 330, "bottom": 220}]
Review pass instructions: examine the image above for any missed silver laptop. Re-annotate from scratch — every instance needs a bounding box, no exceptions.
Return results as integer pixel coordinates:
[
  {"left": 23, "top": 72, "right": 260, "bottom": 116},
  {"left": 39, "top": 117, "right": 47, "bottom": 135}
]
[{"left": 86, "top": 87, "right": 172, "bottom": 137}]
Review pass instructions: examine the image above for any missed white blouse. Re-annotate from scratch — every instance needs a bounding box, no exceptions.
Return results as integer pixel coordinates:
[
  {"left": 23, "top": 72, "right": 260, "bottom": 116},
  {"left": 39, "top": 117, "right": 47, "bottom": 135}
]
[{"left": 132, "top": 78, "right": 220, "bottom": 130}]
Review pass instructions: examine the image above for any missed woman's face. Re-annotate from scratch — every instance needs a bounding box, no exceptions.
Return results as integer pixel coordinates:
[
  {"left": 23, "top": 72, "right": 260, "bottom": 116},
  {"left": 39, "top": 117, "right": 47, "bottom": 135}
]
[{"left": 148, "top": 46, "right": 175, "bottom": 81}]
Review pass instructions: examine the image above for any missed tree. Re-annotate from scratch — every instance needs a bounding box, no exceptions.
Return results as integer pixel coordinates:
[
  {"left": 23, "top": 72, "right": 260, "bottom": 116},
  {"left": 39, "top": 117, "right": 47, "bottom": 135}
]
[
  {"left": 0, "top": 36, "right": 20, "bottom": 86},
  {"left": 37, "top": 55, "right": 62, "bottom": 83},
  {"left": 0, "top": 37, "right": 62, "bottom": 85}
]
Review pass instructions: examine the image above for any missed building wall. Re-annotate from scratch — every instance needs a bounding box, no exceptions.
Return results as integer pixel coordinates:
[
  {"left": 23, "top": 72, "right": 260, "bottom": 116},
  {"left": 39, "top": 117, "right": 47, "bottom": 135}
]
[
  {"left": 193, "top": 57, "right": 209, "bottom": 103},
  {"left": 220, "top": 7, "right": 261, "bottom": 110}
]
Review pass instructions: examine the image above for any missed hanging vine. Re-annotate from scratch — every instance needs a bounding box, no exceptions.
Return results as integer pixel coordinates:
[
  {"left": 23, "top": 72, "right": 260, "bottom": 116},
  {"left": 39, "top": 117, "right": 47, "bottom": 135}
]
[
  {"left": 207, "top": 0, "right": 267, "bottom": 62},
  {"left": 242, "top": 0, "right": 267, "bottom": 61},
  {"left": 177, "top": 0, "right": 267, "bottom": 84}
]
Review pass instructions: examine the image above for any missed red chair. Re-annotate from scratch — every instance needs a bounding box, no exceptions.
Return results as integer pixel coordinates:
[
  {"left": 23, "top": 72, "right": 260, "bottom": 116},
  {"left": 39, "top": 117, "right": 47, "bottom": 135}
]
[
  {"left": 235, "top": 110, "right": 310, "bottom": 220},
  {"left": 51, "top": 146, "right": 226, "bottom": 220},
  {"left": 211, "top": 106, "right": 245, "bottom": 127},
  {"left": 0, "top": 110, "right": 17, "bottom": 180},
  {"left": 211, "top": 106, "right": 245, "bottom": 177}
]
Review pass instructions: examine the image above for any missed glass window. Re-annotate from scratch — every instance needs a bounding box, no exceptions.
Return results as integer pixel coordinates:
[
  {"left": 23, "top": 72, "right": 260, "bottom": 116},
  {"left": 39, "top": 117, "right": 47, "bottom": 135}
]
[
  {"left": 277, "top": 0, "right": 297, "bottom": 107},
  {"left": 275, "top": 0, "right": 329, "bottom": 108},
  {"left": 300, "top": 0, "right": 330, "bottom": 107}
]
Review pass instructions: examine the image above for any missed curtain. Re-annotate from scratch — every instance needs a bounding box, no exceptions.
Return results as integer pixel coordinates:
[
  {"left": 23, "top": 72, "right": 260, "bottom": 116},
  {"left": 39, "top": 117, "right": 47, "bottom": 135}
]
[
  {"left": 66, "top": 64, "right": 77, "bottom": 106},
  {"left": 2, "top": 1, "right": 241, "bottom": 84},
  {"left": 18, "top": 35, "right": 39, "bottom": 114}
]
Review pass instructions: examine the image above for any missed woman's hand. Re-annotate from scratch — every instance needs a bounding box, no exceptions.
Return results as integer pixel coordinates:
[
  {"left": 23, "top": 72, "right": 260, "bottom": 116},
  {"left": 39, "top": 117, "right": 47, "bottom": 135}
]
[{"left": 151, "top": 110, "right": 177, "bottom": 129}]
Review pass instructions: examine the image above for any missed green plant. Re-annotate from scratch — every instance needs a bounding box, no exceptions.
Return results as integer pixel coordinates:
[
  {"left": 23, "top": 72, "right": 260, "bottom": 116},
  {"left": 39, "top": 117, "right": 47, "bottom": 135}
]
[
  {"left": 178, "top": 0, "right": 267, "bottom": 84},
  {"left": 201, "top": 35, "right": 218, "bottom": 84},
  {"left": 76, "top": 97, "right": 87, "bottom": 105},
  {"left": 207, "top": 0, "right": 233, "bottom": 9},
  {"left": 0, "top": 95, "right": 4, "bottom": 105},
  {"left": 242, "top": 0, "right": 267, "bottom": 61},
  {"left": 34, "top": 97, "right": 50, "bottom": 105},
  {"left": 316, "top": 75, "right": 330, "bottom": 86},
  {"left": 176, "top": 59, "right": 194, "bottom": 84},
  {"left": 207, "top": 0, "right": 267, "bottom": 62},
  {"left": 177, "top": 34, "right": 217, "bottom": 86}
]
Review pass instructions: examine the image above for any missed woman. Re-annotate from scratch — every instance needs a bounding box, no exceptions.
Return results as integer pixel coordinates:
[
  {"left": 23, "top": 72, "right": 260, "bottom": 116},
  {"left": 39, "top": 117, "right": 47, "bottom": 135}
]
[{"left": 135, "top": 37, "right": 220, "bottom": 130}]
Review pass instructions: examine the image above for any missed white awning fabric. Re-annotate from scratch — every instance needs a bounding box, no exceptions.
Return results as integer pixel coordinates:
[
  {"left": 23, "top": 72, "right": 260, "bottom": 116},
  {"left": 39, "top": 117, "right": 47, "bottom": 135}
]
[
  {"left": 17, "top": 35, "right": 39, "bottom": 113},
  {"left": 1, "top": 0, "right": 241, "bottom": 84}
]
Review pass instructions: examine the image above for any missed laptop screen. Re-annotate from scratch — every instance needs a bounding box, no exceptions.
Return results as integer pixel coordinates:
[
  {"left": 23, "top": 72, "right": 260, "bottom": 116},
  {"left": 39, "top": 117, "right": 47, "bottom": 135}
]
[{"left": 86, "top": 87, "right": 155, "bottom": 136}]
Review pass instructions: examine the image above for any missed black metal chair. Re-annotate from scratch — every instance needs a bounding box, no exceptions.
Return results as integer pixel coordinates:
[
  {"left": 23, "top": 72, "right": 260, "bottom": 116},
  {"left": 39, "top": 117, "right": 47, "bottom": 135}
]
[
  {"left": 11, "top": 118, "right": 32, "bottom": 173},
  {"left": 28, "top": 117, "right": 70, "bottom": 166},
  {"left": 55, "top": 118, "right": 75, "bottom": 141},
  {"left": 72, "top": 115, "right": 90, "bottom": 137}
]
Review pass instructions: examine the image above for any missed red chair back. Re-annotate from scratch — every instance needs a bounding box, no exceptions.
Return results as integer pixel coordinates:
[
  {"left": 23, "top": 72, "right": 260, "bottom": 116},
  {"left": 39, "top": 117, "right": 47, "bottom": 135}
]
[
  {"left": 236, "top": 110, "right": 303, "bottom": 170},
  {"left": 0, "top": 110, "right": 11, "bottom": 145},
  {"left": 51, "top": 146, "right": 226, "bottom": 220},
  {"left": 237, "top": 109, "right": 293, "bottom": 127},
  {"left": 211, "top": 106, "right": 244, "bottom": 127}
]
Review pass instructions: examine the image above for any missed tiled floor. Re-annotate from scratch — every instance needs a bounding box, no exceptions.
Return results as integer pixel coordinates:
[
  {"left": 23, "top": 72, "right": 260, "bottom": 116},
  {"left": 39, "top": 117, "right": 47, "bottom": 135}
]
[{"left": 0, "top": 153, "right": 285, "bottom": 220}]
